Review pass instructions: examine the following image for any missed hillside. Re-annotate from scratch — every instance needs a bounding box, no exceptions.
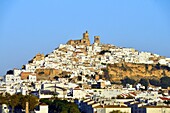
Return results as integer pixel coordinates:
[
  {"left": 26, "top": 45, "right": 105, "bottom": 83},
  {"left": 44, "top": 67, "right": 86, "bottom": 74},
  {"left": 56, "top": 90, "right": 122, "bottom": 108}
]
[{"left": 22, "top": 31, "right": 170, "bottom": 81}]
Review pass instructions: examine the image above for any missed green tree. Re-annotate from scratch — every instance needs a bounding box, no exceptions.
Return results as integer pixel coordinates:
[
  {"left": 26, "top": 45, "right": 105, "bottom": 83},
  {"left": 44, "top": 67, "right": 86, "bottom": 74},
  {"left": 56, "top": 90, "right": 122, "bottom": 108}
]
[
  {"left": 110, "top": 110, "right": 127, "bottom": 113},
  {"left": 40, "top": 98, "right": 53, "bottom": 106},
  {"left": 20, "top": 95, "right": 39, "bottom": 111},
  {"left": 155, "top": 63, "right": 161, "bottom": 69},
  {"left": 149, "top": 79, "right": 160, "bottom": 86},
  {"left": 160, "top": 76, "right": 170, "bottom": 88},
  {"left": 1, "top": 93, "right": 11, "bottom": 105},
  {"left": 121, "top": 76, "right": 136, "bottom": 86},
  {"left": 9, "top": 94, "right": 20, "bottom": 113},
  {"left": 0, "top": 93, "right": 6, "bottom": 104},
  {"left": 139, "top": 78, "right": 149, "bottom": 89},
  {"left": 41, "top": 98, "right": 80, "bottom": 113},
  {"left": 68, "top": 103, "right": 80, "bottom": 113}
]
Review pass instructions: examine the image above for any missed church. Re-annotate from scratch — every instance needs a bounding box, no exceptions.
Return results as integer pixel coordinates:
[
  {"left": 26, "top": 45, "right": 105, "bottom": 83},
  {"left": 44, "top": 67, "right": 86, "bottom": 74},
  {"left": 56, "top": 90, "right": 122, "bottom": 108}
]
[{"left": 67, "top": 31, "right": 100, "bottom": 46}]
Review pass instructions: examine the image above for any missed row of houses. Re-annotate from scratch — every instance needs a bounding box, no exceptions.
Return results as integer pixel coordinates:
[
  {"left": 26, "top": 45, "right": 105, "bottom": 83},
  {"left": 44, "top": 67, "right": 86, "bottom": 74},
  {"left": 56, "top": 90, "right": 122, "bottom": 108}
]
[{"left": 1, "top": 72, "right": 170, "bottom": 113}]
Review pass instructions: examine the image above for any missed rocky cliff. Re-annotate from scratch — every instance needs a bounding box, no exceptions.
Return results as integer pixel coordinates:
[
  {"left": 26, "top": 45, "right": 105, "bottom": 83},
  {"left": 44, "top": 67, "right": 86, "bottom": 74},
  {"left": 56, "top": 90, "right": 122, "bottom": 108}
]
[{"left": 107, "top": 62, "right": 170, "bottom": 82}]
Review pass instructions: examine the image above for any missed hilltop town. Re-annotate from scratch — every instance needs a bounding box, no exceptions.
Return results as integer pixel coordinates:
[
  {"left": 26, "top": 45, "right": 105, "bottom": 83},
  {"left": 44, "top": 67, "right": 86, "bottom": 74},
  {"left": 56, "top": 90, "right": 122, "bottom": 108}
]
[
  {"left": 21, "top": 31, "right": 170, "bottom": 81},
  {"left": 1, "top": 31, "right": 170, "bottom": 113}
]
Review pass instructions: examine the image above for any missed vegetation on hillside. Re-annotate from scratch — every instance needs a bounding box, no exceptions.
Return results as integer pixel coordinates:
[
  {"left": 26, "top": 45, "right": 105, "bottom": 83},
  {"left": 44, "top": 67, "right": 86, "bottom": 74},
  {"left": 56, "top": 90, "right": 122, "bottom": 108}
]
[
  {"left": 120, "top": 76, "right": 170, "bottom": 89},
  {"left": 0, "top": 93, "right": 80, "bottom": 113},
  {"left": 40, "top": 98, "right": 80, "bottom": 113},
  {"left": 0, "top": 93, "right": 38, "bottom": 113}
]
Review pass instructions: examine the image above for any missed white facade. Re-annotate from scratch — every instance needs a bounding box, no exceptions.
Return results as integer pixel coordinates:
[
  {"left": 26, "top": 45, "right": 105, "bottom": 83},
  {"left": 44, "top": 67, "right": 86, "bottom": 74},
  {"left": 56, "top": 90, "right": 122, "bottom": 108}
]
[
  {"left": 73, "top": 89, "right": 86, "bottom": 99},
  {"left": 28, "top": 75, "right": 37, "bottom": 82},
  {"left": 146, "top": 107, "right": 170, "bottom": 113},
  {"left": 5, "top": 74, "right": 14, "bottom": 84},
  {"left": 35, "top": 104, "right": 48, "bottom": 113}
]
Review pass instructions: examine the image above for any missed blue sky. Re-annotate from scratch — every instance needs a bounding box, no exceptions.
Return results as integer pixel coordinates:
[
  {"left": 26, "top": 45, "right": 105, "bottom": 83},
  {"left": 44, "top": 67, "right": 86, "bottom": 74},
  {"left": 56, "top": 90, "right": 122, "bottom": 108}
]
[{"left": 0, "top": 0, "right": 170, "bottom": 75}]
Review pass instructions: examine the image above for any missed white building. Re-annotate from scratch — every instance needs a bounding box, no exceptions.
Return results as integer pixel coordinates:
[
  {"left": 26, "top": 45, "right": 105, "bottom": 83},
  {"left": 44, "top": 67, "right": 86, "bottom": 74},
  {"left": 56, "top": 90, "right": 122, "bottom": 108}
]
[
  {"left": 28, "top": 75, "right": 37, "bottom": 82},
  {"left": 35, "top": 103, "right": 48, "bottom": 113},
  {"left": 5, "top": 74, "right": 14, "bottom": 84}
]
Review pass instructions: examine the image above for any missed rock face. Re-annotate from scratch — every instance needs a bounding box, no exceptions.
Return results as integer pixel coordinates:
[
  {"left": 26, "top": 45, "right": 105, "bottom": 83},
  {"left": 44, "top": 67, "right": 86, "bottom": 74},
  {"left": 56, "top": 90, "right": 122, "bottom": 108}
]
[
  {"left": 107, "top": 62, "right": 170, "bottom": 81},
  {"left": 35, "top": 69, "right": 62, "bottom": 80}
]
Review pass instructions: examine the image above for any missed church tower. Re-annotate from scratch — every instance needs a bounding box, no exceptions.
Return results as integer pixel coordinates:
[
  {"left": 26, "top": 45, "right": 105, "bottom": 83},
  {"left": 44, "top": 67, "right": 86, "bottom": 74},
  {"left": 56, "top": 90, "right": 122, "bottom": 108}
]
[
  {"left": 94, "top": 36, "right": 100, "bottom": 45},
  {"left": 83, "top": 31, "right": 89, "bottom": 40},
  {"left": 82, "top": 31, "right": 90, "bottom": 46}
]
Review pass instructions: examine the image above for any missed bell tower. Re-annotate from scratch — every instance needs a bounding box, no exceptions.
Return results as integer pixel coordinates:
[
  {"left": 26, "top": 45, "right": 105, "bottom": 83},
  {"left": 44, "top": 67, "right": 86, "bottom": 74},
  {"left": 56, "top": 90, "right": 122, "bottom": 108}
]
[
  {"left": 83, "top": 31, "right": 89, "bottom": 40},
  {"left": 82, "top": 31, "right": 90, "bottom": 46},
  {"left": 94, "top": 36, "right": 100, "bottom": 45}
]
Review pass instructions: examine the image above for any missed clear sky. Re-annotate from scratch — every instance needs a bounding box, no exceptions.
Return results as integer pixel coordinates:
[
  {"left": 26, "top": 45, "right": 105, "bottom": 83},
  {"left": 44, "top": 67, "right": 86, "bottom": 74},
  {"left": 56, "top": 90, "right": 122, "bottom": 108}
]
[{"left": 0, "top": 0, "right": 170, "bottom": 75}]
